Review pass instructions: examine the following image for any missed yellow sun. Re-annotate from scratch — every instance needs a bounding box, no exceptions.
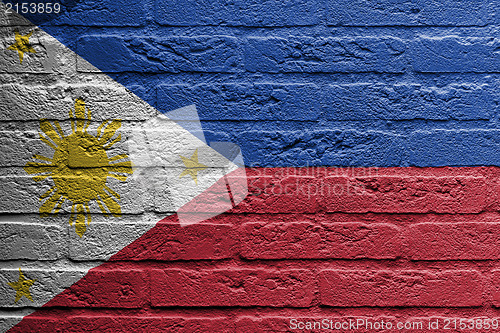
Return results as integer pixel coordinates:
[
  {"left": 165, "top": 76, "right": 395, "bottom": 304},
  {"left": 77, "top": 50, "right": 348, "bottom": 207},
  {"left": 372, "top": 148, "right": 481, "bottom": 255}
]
[{"left": 24, "top": 99, "right": 134, "bottom": 237}]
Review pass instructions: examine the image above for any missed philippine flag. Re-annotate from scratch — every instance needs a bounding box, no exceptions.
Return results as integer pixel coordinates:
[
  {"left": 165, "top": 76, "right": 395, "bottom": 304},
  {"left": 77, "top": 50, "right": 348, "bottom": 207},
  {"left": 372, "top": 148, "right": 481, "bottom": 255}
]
[
  {"left": 1, "top": 3, "right": 249, "bottom": 332},
  {"left": 2, "top": 1, "right": 500, "bottom": 332}
]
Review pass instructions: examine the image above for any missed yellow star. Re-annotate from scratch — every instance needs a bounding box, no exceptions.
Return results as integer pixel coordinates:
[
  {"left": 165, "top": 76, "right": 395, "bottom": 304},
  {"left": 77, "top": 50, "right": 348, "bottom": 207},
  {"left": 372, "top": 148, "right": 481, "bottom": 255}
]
[
  {"left": 179, "top": 149, "right": 208, "bottom": 185},
  {"left": 7, "top": 30, "right": 36, "bottom": 64},
  {"left": 7, "top": 268, "right": 36, "bottom": 303}
]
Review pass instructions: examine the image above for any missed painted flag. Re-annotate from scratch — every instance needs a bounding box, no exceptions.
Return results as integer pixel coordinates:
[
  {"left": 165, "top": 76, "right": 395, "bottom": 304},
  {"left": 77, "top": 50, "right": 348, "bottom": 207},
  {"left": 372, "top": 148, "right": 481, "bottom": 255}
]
[
  {"left": 0, "top": 4, "right": 247, "bottom": 331},
  {"left": 2, "top": 0, "right": 500, "bottom": 332}
]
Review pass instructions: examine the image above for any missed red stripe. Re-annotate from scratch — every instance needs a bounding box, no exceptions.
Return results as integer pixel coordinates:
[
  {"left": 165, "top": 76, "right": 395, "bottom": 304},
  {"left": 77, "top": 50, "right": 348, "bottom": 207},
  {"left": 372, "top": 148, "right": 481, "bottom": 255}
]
[{"left": 8, "top": 166, "right": 500, "bottom": 332}]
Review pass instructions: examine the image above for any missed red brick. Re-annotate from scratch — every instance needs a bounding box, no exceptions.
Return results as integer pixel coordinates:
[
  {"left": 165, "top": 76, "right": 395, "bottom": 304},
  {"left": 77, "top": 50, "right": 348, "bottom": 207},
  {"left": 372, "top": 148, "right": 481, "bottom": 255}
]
[
  {"left": 240, "top": 222, "right": 401, "bottom": 259},
  {"left": 233, "top": 175, "right": 320, "bottom": 213},
  {"left": 149, "top": 317, "right": 235, "bottom": 333},
  {"left": 46, "top": 269, "right": 148, "bottom": 308},
  {"left": 151, "top": 269, "right": 314, "bottom": 307},
  {"left": 407, "top": 223, "right": 500, "bottom": 260},
  {"left": 66, "top": 317, "right": 151, "bottom": 333},
  {"left": 319, "top": 270, "right": 484, "bottom": 307},
  {"left": 65, "top": 317, "right": 235, "bottom": 333},
  {"left": 111, "top": 222, "right": 236, "bottom": 260},
  {"left": 8, "top": 316, "right": 236, "bottom": 333},
  {"left": 493, "top": 180, "right": 500, "bottom": 211},
  {"left": 6, "top": 316, "right": 66, "bottom": 333},
  {"left": 235, "top": 316, "right": 290, "bottom": 332},
  {"left": 320, "top": 176, "right": 491, "bottom": 213},
  {"left": 490, "top": 270, "right": 500, "bottom": 307}
]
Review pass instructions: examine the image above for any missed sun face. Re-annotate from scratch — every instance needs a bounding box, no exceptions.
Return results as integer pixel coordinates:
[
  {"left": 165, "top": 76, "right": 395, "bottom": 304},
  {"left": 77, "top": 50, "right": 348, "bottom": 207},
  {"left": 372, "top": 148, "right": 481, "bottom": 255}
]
[{"left": 24, "top": 99, "right": 134, "bottom": 237}]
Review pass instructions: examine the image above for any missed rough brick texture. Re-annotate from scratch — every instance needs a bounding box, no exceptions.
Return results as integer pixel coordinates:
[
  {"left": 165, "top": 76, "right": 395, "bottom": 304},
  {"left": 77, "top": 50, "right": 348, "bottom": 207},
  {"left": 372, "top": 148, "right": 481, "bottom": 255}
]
[
  {"left": 411, "top": 37, "right": 500, "bottom": 73},
  {"left": 240, "top": 222, "right": 401, "bottom": 259},
  {"left": 245, "top": 37, "right": 407, "bottom": 73},
  {"left": 407, "top": 223, "right": 500, "bottom": 260},
  {"left": 45, "top": 269, "right": 148, "bottom": 308},
  {"left": 3, "top": 0, "right": 500, "bottom": 331},
  {"left": 319, "top": 270, "right": 485, "bottom": 307},
  {"left": 151, "top": 268, "right": 314, "bottom": 307},
  {"left": 327, "top": 0, "right": 490, "bottom": 26},
  {"left": 158, "top": 83, "right": 496, "bottom": 121},
  {"left": 155, "top": 0, "right": 321, "bottom": 27},
  {"left": 77, "top": 36, "right": 242, "bottom": 73}
]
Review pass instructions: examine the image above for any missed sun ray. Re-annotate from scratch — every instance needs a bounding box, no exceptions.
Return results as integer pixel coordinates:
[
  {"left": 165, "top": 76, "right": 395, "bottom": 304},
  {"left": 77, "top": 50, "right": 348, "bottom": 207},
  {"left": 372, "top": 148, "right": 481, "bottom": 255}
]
[
  {"left": 85, "top": 202, "right": 92, "bottom": 227},
  {"left": 76, "top": 117, "right": 84, "bottom": 133},
  {"left": 104, "top": 184, "right": 120, "bottom": 200},
  {"left": 98, "top": 120, "right": 121, "bottom": 145},
  {"left": 96, "top": 197, "right": 110, "bottom": 216},
  {"left": 24, "top": 162, "right": 55, "bottom": 174},
  {"left": 40, "top": 120, "right": 62, "bottom": 145},
  {"left": 108, "top": 161, "right": 134, "bottom": 174},
  {"left": 84, "top": 105, "right": 92, "bottom": 132},
  {"left": 33, "top": 154, "right": 53, "bottom": 163},
  {"left": 24, "top": 171, "right": 53, "bottom": 181},
  {"left": 53, "top": 120, "right": 65, "bottom": 138},
  {"left": 98, "top": 191, "right": 121, "bottom": 217},
  {"left": 74, "top": 99, "right": 87, "bottom": 133},
  {"left": 39, "top": 186, "right": 56, "bottom": 200},
  {"left": 73, "top": 99, "right": 86, "bottom": 118},
  {"left": 97, "top": 120, "right": 110, "bottom": 138},
  {"left": 31, "top": 173, "right": 53, "bottom": 182},
  {"left": 84, "top": 119, "right": 91, "bottom": 132},
  {"left": 53, "top": 197, "right": 65, "bottom": 214},
  {"left": 39, "top": 134, "right": 57, "bottom": 150},
  {"left": 103, "top": 134, "right": 122, "bottom": 150},
  {"left": 69, "top": 108, "right": 75, "bottom": 134},
  {"left": 24, "top": 162, "right": 54, "bottom": 182},
  {"left": 86, "top": 105, "right": 91, "bottom": 121},
  {"left": 69, "top": 204, "right": 76, "bottom": 226},
  {"left": 39, "top": 191, "right": 62, "bottom": 217},
  {"left": 108, "top": 154, "right": 129, "bottom": 162},
  {"left": 75, "top": 203, "right": 87, "bottom": 237}
]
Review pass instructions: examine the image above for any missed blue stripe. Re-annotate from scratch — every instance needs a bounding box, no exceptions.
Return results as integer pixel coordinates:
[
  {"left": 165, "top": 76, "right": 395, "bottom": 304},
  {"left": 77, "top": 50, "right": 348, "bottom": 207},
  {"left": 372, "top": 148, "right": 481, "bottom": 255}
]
[{"left": 12, "top": 0, "right": 500, "bottom": 167}]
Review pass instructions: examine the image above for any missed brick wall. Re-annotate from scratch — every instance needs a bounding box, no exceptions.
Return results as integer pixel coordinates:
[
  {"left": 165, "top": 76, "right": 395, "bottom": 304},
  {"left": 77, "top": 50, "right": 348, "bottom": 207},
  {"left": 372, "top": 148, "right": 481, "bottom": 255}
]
[{"left": 13, "top": 0, "right": 497, "bottom": 168}]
